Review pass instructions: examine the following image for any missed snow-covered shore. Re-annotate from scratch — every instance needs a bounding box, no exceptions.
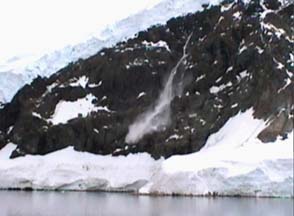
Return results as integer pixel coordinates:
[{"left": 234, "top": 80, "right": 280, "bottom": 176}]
[{"left": 0, "top": 109, "right": 292, "bottom": 198}]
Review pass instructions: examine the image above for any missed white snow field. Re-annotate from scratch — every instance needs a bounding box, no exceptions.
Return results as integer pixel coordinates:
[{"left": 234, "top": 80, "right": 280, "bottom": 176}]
[
  {"left": 49, "top": 94, "right": 111, "bottom": 125},
  {"left": 0, "top": 109, "right": 292, "bottom": 197},
  {"left": 0, "top": 0, "right": 221, "bottom": 103}
]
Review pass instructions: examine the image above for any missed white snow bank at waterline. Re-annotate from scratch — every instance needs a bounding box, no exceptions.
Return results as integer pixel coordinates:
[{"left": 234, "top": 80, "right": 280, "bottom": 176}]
[
  {"left": 140, "top": 109, "right": 293, "bottom": 197},
  {"left": 0, "top": 109, "right": 293, "bottom": 197},
  {"left": 0, "top": 144, "right": 161, "bottom": 191}
]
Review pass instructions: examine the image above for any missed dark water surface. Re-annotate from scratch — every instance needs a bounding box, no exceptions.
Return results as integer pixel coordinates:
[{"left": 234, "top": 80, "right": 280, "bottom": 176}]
[{"left": 0, "top": 191, "right": 292, "bottom": 216}]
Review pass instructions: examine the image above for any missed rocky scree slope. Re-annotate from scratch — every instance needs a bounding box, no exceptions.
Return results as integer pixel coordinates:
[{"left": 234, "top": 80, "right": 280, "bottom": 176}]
[{"left": 0, "top": 0, "right": 293, "bottom": 159}]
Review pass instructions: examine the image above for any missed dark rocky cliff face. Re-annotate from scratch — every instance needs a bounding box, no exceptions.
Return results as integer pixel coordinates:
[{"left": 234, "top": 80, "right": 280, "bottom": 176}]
[{"left": 0, "top": 0, "right": 293, "bottom": 159}]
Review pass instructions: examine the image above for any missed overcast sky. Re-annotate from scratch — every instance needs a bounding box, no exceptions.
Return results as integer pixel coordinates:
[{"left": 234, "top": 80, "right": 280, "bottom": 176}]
[{"left": 0, "top": 0, "right": 162, "bottom": 60}]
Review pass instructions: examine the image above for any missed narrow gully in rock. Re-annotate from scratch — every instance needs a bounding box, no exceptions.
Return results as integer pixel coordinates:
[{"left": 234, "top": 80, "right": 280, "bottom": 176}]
[{"left": 125, "top": 32, "right": 193, "bottom": 144}]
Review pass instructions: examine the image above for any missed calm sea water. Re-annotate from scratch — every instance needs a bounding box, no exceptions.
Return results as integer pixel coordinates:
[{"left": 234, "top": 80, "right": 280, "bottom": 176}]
[{"left": 0, "top": 191, "right": 292, "bottom": 216}]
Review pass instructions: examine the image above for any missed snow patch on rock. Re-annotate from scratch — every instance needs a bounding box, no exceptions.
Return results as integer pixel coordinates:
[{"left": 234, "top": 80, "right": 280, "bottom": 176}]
[
  {"left": 142, "top": 40, "right": 171, "bottom": 52},
  {"left": 49, "top": 94, "right": 110, "bottom": 125},
  {"left": 69, "top": 76, "right": 89, "bottom": 88}
]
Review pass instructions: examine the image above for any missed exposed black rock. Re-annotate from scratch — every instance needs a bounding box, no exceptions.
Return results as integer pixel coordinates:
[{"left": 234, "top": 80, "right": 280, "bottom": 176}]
[{"left": 0, "top": 0, "right": 293, "bottom": 159}]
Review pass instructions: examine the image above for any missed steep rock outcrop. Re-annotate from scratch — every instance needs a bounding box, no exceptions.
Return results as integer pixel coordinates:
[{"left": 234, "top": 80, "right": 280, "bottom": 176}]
[{"left": 0, "top": 0, "right": 293, "bottom": 159}]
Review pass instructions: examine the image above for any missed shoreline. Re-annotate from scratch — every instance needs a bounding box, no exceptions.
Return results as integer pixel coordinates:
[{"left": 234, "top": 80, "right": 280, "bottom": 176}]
[{"left": 0, "top": 188, "right": 293, "bottom": 199}]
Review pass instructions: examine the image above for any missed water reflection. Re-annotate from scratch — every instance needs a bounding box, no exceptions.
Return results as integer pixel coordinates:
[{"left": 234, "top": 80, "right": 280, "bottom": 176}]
[{"left": 0, "top": 191, "right": 292, "bottom": 216}]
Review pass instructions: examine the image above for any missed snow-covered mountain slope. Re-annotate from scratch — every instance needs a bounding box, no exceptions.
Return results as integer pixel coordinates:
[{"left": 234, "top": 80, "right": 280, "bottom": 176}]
[
  {"left": 0, "top": 109, "right": 292, "bottom": 197},
  {"left": 1, "top": 0, "right": 292, "bottom": 156},
  {"left": 140, "top": 109, "right": 293, "bottom": 197},
  {"left": 0, "top": 0, "right": 222, "bottom": 103},
  {"left": 0, "top": 0, "right": 292, "bottom": 197}
]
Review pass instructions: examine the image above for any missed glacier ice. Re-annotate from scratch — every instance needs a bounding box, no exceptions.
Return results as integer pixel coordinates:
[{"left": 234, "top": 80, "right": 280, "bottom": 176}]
[{"left": 0, "top": 0, "right": 222, "bottom": 103}]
